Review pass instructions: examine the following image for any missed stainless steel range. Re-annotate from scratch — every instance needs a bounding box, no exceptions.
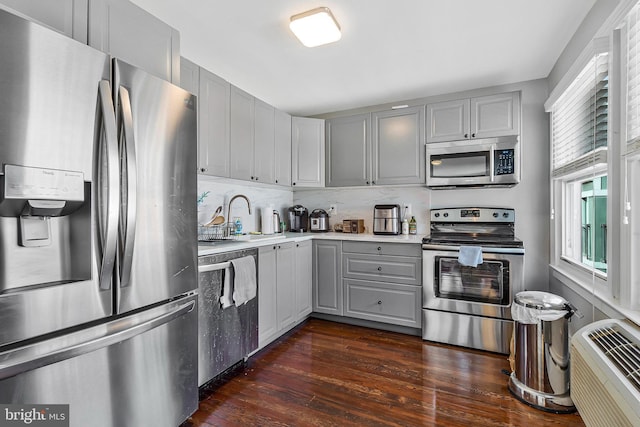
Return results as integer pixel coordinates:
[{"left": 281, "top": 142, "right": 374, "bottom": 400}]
[{"left": 421, "top": 207, "right": 525, "bottom": 354}]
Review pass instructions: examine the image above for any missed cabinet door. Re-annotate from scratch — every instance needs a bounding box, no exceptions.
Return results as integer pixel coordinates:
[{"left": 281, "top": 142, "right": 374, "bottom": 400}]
[
  {"left": 229, "top": 85, "right": 255, "bottom": 181},
  {"left": 276, "top": 243, "right": 296, "bottom": 331},
  {"left": 0, "top": 0, "right": 88, "bottom": 43},
  {"left": 292, "top": 117, "right": 325, "bottom": 187},
  {"left": 426, "top": 99, "right": 469, "bottom": 143},
  {"left": 179, "top": 57, "right": 199, "bottom": 95},
  {"left": 470, "top": 92, "right": 520, "bottom": 139},
  {"left": 254, "top": 99, "right": 275, "bottom": 184},
  {"left": 258, "top": 245, "right": 278, "bottom": 348},
  {"left": 312, "top": 240, "right": 342, "bottom": 315},
  {"left": 199, "top": 68, "right": 230, "bottom": 177},
  {"left": 326, "top": 114, "right": 370, "bottom": 187},
  {"left": 295, "top": 240, "right": 312, "bottom": 320},
  {"left": 372, "top": 106, "right": 424, "bottom": 185},
  {"left": 88, "top": 0, "right": 180, "bottom": 83},
  {"left": 274, "top": 109, "right": 292, "bottom": 186}
]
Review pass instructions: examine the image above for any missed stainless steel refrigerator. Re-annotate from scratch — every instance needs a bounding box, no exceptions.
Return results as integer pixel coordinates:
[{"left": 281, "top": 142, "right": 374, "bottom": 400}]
[{"left": 0, "top": 8, "right": 198, "bottom": 427}]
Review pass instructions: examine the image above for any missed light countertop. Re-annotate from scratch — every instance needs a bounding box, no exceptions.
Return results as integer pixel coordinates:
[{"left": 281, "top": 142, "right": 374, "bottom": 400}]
[{"left": 198, "top": 232, "right": 426, "bottom": 256}]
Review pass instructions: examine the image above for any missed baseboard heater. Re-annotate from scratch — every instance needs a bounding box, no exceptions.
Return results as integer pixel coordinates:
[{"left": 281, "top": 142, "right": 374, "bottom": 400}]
[{"left": 571, "top": 319, "right": 640, "bottom": 427}]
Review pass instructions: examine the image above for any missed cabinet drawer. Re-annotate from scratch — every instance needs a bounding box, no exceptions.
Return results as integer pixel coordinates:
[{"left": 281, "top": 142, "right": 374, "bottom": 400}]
[
  {"left": 343, "top": 254, "right": 421, "bottom": 285},
  {"left": 344, "top": 279, "right": 420, "bottom": 328},
  {"left": 342, "top": 241, "right": 421, "bottom": 257}
]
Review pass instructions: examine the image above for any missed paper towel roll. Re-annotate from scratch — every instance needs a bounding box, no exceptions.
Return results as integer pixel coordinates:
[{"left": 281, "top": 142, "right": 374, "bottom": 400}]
[{"left": 261, "top": 206, "right": 274, "bottom": 235}]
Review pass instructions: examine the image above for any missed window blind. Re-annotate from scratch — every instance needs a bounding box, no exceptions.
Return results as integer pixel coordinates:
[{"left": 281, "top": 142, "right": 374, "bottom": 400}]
[
  {"left": 628, "top": 3, "right": 640, "bottom": 144},
  {"left": 552, "top": 53, "right": 609, "bottom": 176}
]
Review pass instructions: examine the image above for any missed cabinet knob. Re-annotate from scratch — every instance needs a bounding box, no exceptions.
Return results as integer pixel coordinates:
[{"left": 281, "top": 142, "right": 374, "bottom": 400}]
[
  {"left": 464, "top": 133, "right": 468, "bottom": 138},
  {"left": 293, "top": 182, "right": 296, "bottom": 186},
  {"left": 377, "top": 246, "right": 381, "bottom": 251},
  {"left": 273, "top": 245, "right": 277, "bottom": 250},
  {"left": 372, "top": 181, "right": 376, "bottom": 185},
  {"left": 251, "top": 176, "right": 254, "bottom": 180},
  {"left": 296, "top": 244, "right": 299, "bottom": 247},
  {"left": 377, "top": 266, "right": 382, "bottom": 271},
  {"left": 366, "top": 181, "right": 370, "bottom": 185},
  {"left": 471, "top": 133, "right": 476, "bottom": 138},
  {"left": 200, "top": 168, "right": 206, "bottom": 173},
  {"left": 275, "top": 179, "right": 278, "bottom": 183},
  {"left": 256, "top": 176, "right": 259, "bottom": 181},
  {"left": 377, "top": 300, "right": 382, "bottom": 305}
]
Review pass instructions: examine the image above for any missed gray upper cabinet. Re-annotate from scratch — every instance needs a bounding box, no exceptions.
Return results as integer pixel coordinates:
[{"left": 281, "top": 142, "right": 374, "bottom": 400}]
[
  {"left": 178, "top": 57, "right": 199, "bottom": 95},
  {"left": 253, "top": 99, "right": 276, "bottom": 184},
  {"left": 326, "top": 114, "right": 370, "bottom": 187},
  {"left": 292, "top": 117, "right": 325, "bottom": 187},
  {"left": 198, "top": 68, "right": 230, "bottom": 177},
  {"left": 426, "top": 91, "right": 520, "bottom": 143},
  {"left": 89, "top": 0, "right": 180, "bottom": 84},
  {"left": 0, "top": 0, "right": 88, "bottom": 43},
  {"left": 372, "top": 106, "right": 424, "bottom": 185},
  {"left": 426, "top": 99, "right": 469, "bottom": 143},
  {"left": 470, "top": 92, "right": 520, "bottom": 139},
  {"left": 274, "top": 109, "right": 292, "bottom": 187},
  {"left": 229, "top": 85, "right": 255, "bottom": 181}
]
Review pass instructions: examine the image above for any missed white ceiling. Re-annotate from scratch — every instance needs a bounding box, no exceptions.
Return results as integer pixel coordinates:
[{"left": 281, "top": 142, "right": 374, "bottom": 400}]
[{"left": 130, "top": 0, "right": 596, "bottom": 116}]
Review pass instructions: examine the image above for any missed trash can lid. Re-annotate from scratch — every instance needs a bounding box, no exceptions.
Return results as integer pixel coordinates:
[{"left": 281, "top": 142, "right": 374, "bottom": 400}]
[{"left": 514, "top": 291, "right": 568, "bottom": 311}]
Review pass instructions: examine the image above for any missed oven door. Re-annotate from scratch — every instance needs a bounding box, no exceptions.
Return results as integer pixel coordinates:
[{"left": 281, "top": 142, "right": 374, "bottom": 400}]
[
  {"left": 426, "top": 136, "right": 520, "bottom": 187},
  {"left": 422, "top": 245, "right": 524, "bottom": 319}
]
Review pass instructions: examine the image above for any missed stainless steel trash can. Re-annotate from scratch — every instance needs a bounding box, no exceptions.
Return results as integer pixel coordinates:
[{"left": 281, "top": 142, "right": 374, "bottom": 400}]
[{"left": 508, "top": 291, "right": 576, "bottom": 413}]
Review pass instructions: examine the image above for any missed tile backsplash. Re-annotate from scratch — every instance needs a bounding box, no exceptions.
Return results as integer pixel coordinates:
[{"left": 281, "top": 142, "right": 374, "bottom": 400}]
[
  {"left": 197, "top": 176, "right": 293, "bottom": 233},
  {"left": 293, "top": 186, "right": 431, "bottom": 234}
]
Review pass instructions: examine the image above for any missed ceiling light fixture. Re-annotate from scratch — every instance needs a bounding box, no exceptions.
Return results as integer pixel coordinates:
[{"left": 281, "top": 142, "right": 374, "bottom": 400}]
[{"left": 289, "top": 7, "right": 341, "bottom": 48}]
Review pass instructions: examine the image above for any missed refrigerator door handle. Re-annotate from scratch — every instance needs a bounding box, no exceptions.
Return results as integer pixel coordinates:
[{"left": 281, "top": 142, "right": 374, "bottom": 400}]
[
  {"left": 0, "top": 298, "right": 196, "bottom": 381},
  {"left": 97, "top": 80, "right": 119, "bottom": 290},
  {"left": 117, "top": 86, "right": 137, "bottom": 289}
]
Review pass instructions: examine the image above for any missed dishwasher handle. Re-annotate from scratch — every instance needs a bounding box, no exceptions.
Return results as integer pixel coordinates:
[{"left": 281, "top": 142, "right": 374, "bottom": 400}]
[{"left": 198, "top": 261, "right": 231, "bottom": 273}]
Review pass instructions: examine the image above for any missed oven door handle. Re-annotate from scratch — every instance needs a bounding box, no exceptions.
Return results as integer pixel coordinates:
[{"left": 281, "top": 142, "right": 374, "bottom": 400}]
[
  {"left": 489, "top": 144, "right": 495, "bottom": 182},
  {"left": 421, "top": 244, "right": 524, "bottom": 255}
]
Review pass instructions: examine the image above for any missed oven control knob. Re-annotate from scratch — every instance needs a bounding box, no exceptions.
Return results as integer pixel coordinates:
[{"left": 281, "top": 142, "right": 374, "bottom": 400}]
[
  {"left": 443, "top": 213, "right": 448, "bottom": 218},
  {"left": 434, "top": 213, "right": 440, "bottom": 218},
  {"left": 503, "top": 213, "right": 509, "bottom": 218},
  {"left": 493, "top": 212, "right": 499, "bottom": 218}
]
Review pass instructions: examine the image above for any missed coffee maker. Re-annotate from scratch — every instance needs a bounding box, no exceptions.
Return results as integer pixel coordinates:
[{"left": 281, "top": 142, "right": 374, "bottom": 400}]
[{"left": 288, "top": 205, "right": 308, "bottom": 232}]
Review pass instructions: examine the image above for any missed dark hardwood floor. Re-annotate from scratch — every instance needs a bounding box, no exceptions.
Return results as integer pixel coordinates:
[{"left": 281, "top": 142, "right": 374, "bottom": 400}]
[{"left": 184, "top": 319, "right": 585, "bottom": 427}]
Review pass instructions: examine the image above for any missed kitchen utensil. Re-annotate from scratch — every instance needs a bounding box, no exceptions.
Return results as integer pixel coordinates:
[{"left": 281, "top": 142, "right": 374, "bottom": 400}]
[
  {"left": 310, "top": 209, "right": 330, "bottom": 232},
  {"left": 203, "top": 206, "right": 222, "bottom": 226}
]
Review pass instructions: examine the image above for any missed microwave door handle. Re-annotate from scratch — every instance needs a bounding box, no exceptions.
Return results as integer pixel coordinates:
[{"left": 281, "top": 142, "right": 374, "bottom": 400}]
[
  {"left": 118, "top": 86, "right": 137, "bottom": 289},
  {"left": 489, "top": 145, "right": 495, "bottom": 182},
  {"left": 97, "top": 80, "right": 119, "bottom": 291}
]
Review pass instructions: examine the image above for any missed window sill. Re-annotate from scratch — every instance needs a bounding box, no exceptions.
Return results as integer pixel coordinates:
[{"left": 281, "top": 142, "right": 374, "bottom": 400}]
[{"left": 550, "top": 264, "right": 640, "bottom": 327}]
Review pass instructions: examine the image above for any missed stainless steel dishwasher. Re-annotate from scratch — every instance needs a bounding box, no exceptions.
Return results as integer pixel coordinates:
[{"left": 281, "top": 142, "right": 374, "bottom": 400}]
[{"left": 197, "top": 248, "right": 258, "bottom": 387}]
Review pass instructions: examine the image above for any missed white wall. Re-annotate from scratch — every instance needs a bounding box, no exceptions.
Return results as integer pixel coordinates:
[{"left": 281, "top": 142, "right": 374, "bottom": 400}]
[
  {"left": 197, "top": 175, "right": 293, "bottom": 234},
  {"left": 302, "top": 78, "right": 551, "bottom": 290}
]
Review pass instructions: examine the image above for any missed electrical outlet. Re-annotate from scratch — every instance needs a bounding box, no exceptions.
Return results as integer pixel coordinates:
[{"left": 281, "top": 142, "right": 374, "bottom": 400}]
[{"left": 329, "top": 204, "right": 337, "bottom": 216}]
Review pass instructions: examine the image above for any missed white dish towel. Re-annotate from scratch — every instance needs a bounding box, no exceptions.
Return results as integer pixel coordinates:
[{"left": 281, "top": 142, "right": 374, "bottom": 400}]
[
  {"left": 458, "top": 246, "right": 483, "bottom": 267},
  {"left": 231, "top": 256, "right": 257, "bottom": 306}
]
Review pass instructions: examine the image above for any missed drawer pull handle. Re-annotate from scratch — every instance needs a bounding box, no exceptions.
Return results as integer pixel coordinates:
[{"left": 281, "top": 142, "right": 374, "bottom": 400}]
[
  {"left": 377, "top": 266, "right": 382, "bottom": 271},
  {"left": 377, "top": 300, "right": 382, "bottom": 305}
]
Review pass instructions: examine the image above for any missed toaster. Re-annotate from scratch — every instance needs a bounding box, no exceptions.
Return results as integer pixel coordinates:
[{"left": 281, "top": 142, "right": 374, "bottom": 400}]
[{"left": 373, "top": 204, "right": 401, "bottom": 235}]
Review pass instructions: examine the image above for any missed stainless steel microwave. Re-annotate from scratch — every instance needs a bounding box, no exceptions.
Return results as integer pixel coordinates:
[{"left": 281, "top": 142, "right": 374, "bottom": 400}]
[{"left": 426, "top": 136, "right": 520, "bottom": 188}]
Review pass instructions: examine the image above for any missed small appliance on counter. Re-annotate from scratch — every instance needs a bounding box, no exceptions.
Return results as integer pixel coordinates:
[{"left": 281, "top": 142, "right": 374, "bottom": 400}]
[
  {"left": 288, "top": 205, "right": 308, "bottom": 232},
  {"left": 373, "top": 204, "right": 401, "bottom": 235},
  {"left": 342, "top": 219, "right": 365, "bottom": 234},
  {"left": 309, "top": 209, "right": 330, "bottom": 232}
]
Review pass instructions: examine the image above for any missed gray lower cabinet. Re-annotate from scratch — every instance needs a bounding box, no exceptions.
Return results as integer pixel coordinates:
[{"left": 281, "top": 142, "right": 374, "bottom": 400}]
[
  {"left": 295, "top": 240, "right": 313, "bottom": 320},
  {"left": 258, "top": 242, "right": 303, "bottom": 349},
  {"left": 313, "top": 240, "right": 422, "bottom": 328},
  {"left": 88, "top": 0, "right": 180, "bottom": 84},
  {"left": 312, "top": 240, "right": 343, "bottom": 315},
  {"left": 0, "top": 0, "right": 88, "bottom": 43},
  {"left": 343, "top": 279, "right": 421, "bottom": 328}
]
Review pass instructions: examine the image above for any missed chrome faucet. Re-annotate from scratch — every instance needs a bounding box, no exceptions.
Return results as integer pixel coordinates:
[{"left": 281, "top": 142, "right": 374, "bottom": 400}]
[{"left": 227, "top": 194, "right": 252, "bottom": 227}]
